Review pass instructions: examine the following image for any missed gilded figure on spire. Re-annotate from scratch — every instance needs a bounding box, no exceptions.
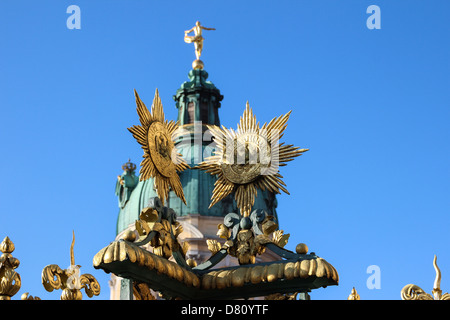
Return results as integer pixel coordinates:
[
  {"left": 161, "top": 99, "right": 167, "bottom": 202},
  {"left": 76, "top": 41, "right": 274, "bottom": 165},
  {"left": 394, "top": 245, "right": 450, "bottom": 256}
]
[{"left": 184, "top": 21, "right": 215, "bottom": 69}]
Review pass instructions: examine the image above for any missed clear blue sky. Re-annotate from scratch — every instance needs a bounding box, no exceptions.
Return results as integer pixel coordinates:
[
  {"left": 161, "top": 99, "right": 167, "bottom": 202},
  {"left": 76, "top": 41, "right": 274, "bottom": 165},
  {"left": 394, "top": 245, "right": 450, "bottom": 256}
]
[{"left": 0, "top": 1, "right": 449, "bottom": 300}]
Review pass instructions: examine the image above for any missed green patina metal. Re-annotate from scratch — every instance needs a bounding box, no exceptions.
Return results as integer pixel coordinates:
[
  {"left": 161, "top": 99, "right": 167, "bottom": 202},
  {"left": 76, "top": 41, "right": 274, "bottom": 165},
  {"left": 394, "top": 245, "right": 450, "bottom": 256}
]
[
  {"left": 174, "top": 69, "right": 222, "bottom": 126},
  {"left": 115, "top": 160, "right": 139, "bottom": 210},
  {"left": 116, "top": 68, "right": 279, "bottom": 235}
]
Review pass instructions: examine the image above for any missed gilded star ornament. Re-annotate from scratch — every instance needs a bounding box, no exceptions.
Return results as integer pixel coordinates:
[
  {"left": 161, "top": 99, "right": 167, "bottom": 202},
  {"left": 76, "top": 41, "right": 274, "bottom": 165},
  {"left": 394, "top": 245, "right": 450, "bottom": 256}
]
[
  {"left": 197, "top": 102, "right": 308, "bottom": 217},
  {"left": 128, "top": 89, "right": 189, "bottom": 205}
]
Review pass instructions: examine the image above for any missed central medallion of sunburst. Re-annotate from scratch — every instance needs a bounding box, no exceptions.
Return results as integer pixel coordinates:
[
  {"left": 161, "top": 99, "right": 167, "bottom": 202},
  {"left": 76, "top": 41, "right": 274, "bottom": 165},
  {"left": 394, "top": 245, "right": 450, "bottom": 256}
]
[
  {"left": 197, "top": 102, "right": 309, "bottom": 217},
  {"left": 128, "top": 89, "right": 189, "bottom": 205}
]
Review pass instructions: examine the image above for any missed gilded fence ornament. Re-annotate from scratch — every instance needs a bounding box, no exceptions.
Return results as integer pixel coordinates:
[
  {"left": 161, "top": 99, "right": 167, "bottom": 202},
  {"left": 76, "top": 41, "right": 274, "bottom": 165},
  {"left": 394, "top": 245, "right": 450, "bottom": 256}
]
[
  {"left": 229, "top": 229, "right": 270, "bottom": 265},
  {"left": 272, "top": 230, "right": 290, "bottom": 248},
  {"left": 401, "top": 255, "right": 450, "bottom": 300},
  {"left": 196, "top": 102, "right": 308, "bottom": 218},
  {"left": 134, "top": 197, "right": 190, "bottom": 263},
  {"left": 41, "top": 231, "right": 100, "bottom": 300},
  {"left": 128, "top": 89, "right": 189, "bottom": 205},
  {"left": 347, "top": 287, "right": 360, "bottom": 300},
  {"left": 21, "top": 292, "right": 41, "bottom": 300},
  {"left": 215, "top": 210, "right": 291, "bottom": 265},
  {"left": 0, "top": 237, "right": 21, "bottom": 300},
  {"left": 133, "top": 282, "right": 157, "bottom": 300},
  {"left": 206, "top": 240, "right": 222, "bottom": 255}
]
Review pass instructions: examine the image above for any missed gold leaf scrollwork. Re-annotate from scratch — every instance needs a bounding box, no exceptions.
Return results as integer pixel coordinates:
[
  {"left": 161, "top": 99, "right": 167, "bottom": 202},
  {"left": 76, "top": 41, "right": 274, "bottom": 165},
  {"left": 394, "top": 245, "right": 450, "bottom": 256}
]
[
  {"left": 80, "top": 274, "right": 101, "bottom": 298},
  {"left": 42, "top": 264, "right": 101, "bottom": 300},
  {"left": 228, "top": 230, "right": 271, "bottom": 265},
  {"left": 401, "top": 284, "right": 433, "bottom": 300},
  {"left": 272, "top": 230, "right": 290, "bottom": 248},
  {"left": 41, "top": 264, "right": 65, "bottom": 292},
  {"left": 0, "top": 269, "right": 21, "bottom": 299},
  {"left": 41, "top": 231, "right": 100, "bottom": 300},
  {"left": 206, "top": 240, "right": 222, "bottom": 255},
  {"left": 401, "top": 255, "right": 450, "bottom": 300},
  {"left": 61, "top": 288, "right": 83, "bottom": 301},
  {"left": 135, "top": 205, "right": 187, "bottom": 260},
  {"left": 217, "top": 224, "right": 230, "bottom": 239}
]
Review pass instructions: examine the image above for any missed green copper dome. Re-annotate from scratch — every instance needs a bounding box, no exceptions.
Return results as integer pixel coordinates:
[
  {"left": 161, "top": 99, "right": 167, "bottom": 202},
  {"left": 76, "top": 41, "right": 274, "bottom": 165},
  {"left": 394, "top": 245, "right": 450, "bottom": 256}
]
[{"left": 116, "top": 69, "right": 279, "bottom": 235}]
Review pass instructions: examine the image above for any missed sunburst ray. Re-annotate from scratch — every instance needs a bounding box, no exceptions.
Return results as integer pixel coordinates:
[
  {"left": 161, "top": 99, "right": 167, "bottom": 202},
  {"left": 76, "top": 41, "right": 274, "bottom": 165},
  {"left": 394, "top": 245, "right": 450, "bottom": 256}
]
[{"left": 210, "top": 175, "right": 235, "bottom": 208}]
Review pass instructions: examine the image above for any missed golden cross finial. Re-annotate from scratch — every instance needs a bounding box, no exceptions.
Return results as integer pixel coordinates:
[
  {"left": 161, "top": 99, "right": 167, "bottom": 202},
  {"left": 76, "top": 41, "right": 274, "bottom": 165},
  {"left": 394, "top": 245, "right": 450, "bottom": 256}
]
[{"left": 184, "top": 21, "right": 215, "bottom": 69}]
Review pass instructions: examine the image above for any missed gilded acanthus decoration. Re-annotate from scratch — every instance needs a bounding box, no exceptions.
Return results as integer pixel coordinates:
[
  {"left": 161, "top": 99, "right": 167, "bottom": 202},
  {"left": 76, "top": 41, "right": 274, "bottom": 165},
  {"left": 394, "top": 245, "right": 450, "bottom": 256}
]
[
  {"left": 0, "top": 237, "right": 22, "bottom": 300},
  {"left": 134, "top": 197, "right": 190, "bottom": 265},
  {"left": 227, "top": 230, "right": 269, "bottom": 265},
  {"left": 272, "top": 230, "right": 290, "bottom": 248},
  {"left": 206, "top": 239, "right": 222, "bottom": 256},
  {"left": 196, "top": 102, "right": 308, "bottom": 218},
  {"left": 41, "top": 231, "right": 100, "bottom": 300},
  {"left": 213, "top": 209, "right": 290, "bottom": 265},
  {"left": 128, "top": 88, "right": 189, "bottom": 205},
  {"left": 401, "top": 255, "right": 450, "bottom": 300}
]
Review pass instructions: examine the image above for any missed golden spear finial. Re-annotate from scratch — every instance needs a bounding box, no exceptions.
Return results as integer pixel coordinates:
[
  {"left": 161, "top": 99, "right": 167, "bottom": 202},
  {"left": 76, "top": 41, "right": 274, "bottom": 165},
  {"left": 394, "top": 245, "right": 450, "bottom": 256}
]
[{"left": 70, "top": 230, "right": 75, "bottom": 266}]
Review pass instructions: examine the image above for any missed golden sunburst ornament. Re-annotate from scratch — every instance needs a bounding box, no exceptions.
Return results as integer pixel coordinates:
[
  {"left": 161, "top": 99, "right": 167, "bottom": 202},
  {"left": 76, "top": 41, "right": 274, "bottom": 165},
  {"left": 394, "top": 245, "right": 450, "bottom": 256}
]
[
  {"left": 197, "top": 102, "right": 308, "bottom": 217},
  {"left": 128, "top": 89, "right": 189, "bottom": 205}
]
